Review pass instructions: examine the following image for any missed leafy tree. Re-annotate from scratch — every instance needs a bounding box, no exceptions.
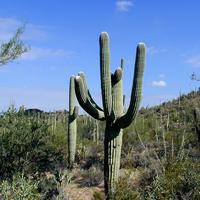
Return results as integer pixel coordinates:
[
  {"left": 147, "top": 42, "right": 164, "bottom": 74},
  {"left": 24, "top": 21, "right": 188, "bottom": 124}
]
[{"left": 0, "top": 25, "right": 28, "bottom": 66}]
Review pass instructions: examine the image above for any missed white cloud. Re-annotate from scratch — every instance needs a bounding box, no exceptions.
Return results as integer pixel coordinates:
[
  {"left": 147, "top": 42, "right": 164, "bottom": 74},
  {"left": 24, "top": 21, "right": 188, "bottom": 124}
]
[
  {"left": 0, "top": 17, "right": 47, "bottom": 42},
  {"left": 23, "top": 24, "right": 47, "bottom": 41},
  {"left": 20, "top": 47, "right": 75, "bottom": 61},
  {"left": 185, "top": 54, "right": 200, "bottom": 67},
  {"left": 0, "top": 17, "right": 20, "bottom": 41},
  {"left": 0, "top": 17, "right": 20, "bottom": 30},
  {"left": 146, "top": 46, "right": 159, "bottom": 55},
  {"left": 0, "top": 17, "right": 75, "bottom": 61},
  {"left": 116, "top": 0, "right": 134, "bottom": 12},
  {"left": 151, "top": 80, "right": 167, "bottom": 87}
]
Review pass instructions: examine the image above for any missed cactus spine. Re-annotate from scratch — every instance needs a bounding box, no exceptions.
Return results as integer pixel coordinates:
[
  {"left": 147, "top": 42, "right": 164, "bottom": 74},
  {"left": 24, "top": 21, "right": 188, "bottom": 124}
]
[
  {"left": 74, "top": 32, "right": 146, "bottom": 198},
  {"left": 68, "top": 76, "right": 79, "bottom": 168}
]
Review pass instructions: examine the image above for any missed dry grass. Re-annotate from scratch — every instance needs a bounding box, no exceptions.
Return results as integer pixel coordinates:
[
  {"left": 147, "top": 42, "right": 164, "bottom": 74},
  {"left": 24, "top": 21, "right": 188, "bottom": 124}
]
[{"left": 63, "top": 183, "right": 103, "bottom": 200}]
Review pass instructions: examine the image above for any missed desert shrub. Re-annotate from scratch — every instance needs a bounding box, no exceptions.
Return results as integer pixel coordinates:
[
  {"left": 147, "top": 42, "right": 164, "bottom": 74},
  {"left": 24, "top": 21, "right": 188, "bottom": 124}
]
[
  {"left": 37, "top": 175, "right": 60, "bottom": 200},
  {"left": 146, "top": 158, "right": 200, "bottom": 200},
  {"left": 0, "top": 173, "right": 40, "bottom": 200},
  {"left": 49, "top": 122, "right": 68, "bottom": 161},
  {"left": 80, "top": 166, "right": 103, "bottom": 187},
  {"left": 93, "top": 191, "right": 105, "bottom": 200},
  {"left": 115, "top": 150, "right": 200, "bottom": 199},
  {"left": 68, "top": 167, "right": 82, "bottom": 181},
  {"left": 121, "top": 149, "right": 150, "bottom": 169},
  {"left": 35, "top": 170, "right": 70, "bottom": 200},
  {"left": 122, "top": 130, "right": 140, "bottom": 155},
  {"left": 77, "top": 143, "right": 104, "bottom": 169},
  {"left": 54, "top": 169, "right": 73, "bottom": 185},
  {"left": 0, "top": 107, "right": 65, "bottom": 179},
  {"left": 110, "top": 173, "right": 141, "bottom": 200}
]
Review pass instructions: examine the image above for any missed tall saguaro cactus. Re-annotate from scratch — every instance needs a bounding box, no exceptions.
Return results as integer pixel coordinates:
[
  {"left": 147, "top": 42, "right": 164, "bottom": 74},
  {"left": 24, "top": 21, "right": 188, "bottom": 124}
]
[
  {"left": 68, "top": 76, "right": 79, "bottom": 168},
  {"left": 74, "top": 32, "right": 146, "bottom": 198}
]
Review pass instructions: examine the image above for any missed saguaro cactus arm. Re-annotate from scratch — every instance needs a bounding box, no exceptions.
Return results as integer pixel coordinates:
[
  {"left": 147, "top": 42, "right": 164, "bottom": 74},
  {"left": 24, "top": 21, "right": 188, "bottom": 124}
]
[
  {"left": 112, "top": 68, "right": 123, "bottom": 118},
  {"left": 78, "top": 72, "right": 103, "bottom": 111},
  {"left": 111, "top": 68, "right": 123, "bottom": 85},
  {"left": 72, "top": 106, "right": 79, "bottom": 120},
  {"left": 100, "top": 32, "right": 112, "bottom": 118},
  {"left": 75, "top": 76, "right": 105, "bottom": 120},
  {"left": 115, "top": 43, "right": 146, "bottom": 128}
]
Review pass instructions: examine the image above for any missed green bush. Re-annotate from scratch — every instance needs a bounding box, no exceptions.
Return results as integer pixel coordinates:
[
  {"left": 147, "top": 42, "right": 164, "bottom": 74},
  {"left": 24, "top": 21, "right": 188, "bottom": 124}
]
[
  {"left": 110, "top": 173, "right": 141, "bottom": 200},
  {"left": 0, "top": 107, "right": 65, "bottom": 179},
  {"left": 93, "top": 191, "right": 105, "bottom": 200},
  {"left": 0, "top": 173, "right": 40, "bottom": 200},
  {"left": 146, "top": 158, "right": 200, "bottom": 200}
]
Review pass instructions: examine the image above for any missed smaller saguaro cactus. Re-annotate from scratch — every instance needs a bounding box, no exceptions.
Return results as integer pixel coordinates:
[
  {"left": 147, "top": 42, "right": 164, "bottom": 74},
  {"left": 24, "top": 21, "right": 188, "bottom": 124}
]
[{"left": 68, "top": 76, "right": 79, "bottom": 168}]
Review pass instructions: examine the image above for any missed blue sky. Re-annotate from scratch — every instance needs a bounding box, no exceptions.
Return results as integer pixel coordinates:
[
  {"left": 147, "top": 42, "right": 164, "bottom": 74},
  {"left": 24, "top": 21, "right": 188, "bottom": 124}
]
[{"left": 0, "top": 0, "right": 200, "bottom": 111}]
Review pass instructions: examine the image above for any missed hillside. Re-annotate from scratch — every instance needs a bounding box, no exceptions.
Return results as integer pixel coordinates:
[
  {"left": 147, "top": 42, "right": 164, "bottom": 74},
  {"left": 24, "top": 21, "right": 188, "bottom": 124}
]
[{"left": 0, "top": 90, "right": 199, "bottom": 199}]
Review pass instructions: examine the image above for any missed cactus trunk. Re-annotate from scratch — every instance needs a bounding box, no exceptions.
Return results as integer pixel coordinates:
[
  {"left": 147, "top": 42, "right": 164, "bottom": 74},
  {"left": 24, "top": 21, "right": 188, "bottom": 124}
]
[
  {"left": 104, "top": 59, "right": 124, "bottom": 196},
  {"left": 104, "top": 124, "right": 123, "bottom": 197}
]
